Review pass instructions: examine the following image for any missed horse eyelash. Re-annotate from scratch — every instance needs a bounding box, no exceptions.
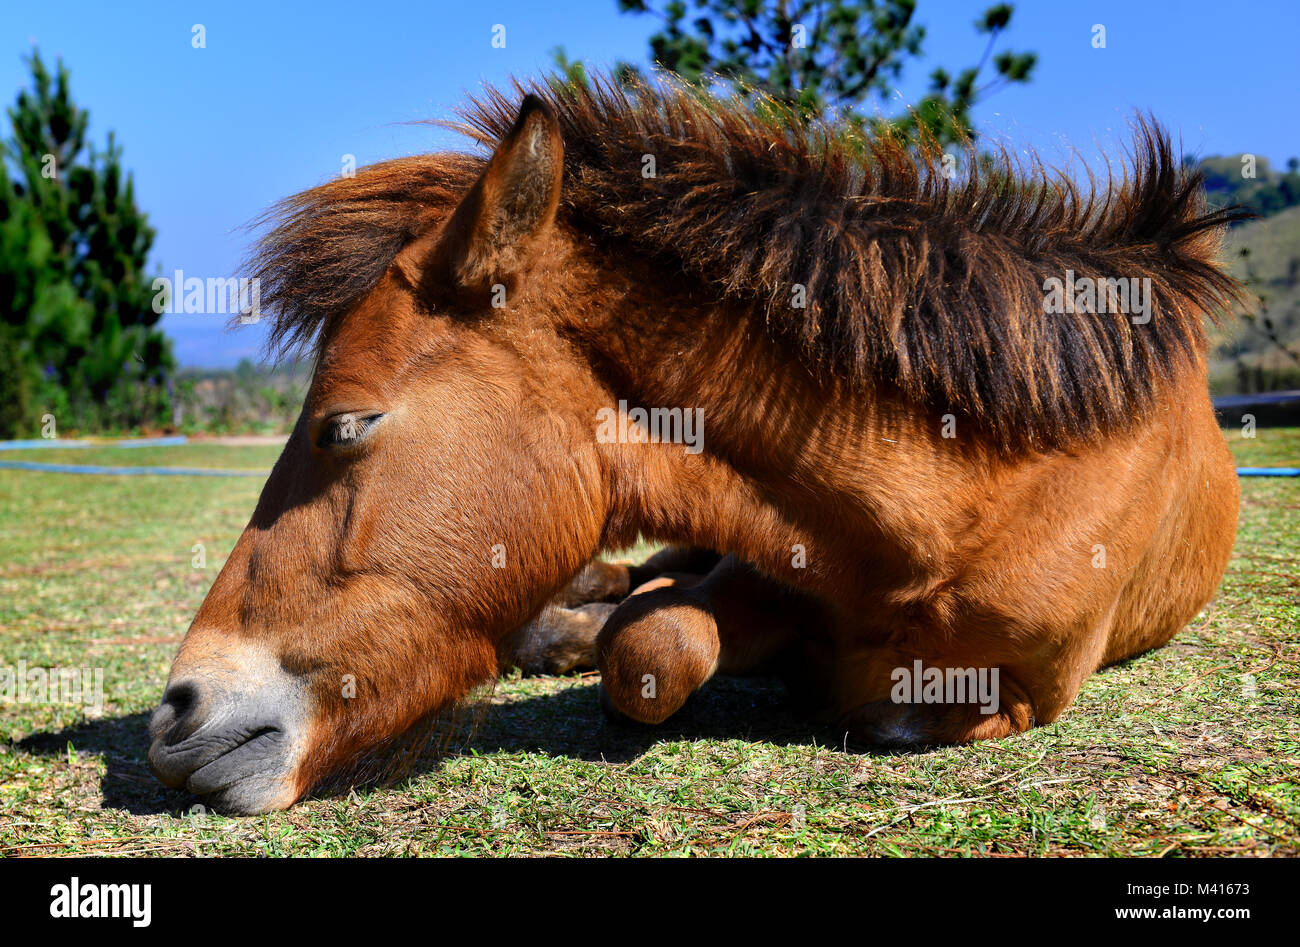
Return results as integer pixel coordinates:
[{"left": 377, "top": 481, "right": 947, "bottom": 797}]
[{"left": 317, "top": 413, "right": 383, "bottom": 449}]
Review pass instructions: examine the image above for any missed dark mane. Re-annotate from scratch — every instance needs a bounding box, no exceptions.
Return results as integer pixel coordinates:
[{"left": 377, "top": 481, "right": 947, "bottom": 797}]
[
  {"left": 252, "top": 74, "right": 1251, "bottom": 449},
  {"left": 247, "top": 152, "right": 482, "bottom": 356}
]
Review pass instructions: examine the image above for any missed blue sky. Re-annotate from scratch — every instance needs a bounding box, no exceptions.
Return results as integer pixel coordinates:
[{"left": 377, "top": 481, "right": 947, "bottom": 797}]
[{"left": 2, "top": 0, "right": 1296, "bottom": 367}]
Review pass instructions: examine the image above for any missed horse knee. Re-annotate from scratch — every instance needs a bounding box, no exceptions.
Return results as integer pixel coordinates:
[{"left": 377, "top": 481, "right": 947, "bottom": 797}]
[
  {"left": 506, "top": 603, "right": 615, "bottom": 675},
  {"left": 595, "top": 587, "right": 719, "bottom": 724},
  {"left": 554, "top": 559, "right": 632, "bottom": 607}
]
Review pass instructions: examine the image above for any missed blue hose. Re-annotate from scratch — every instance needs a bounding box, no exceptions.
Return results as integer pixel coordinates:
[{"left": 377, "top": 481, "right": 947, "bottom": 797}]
[
  {"left": 0, "top": 460, "right": 265, "bottom": 477},
  {"left": 0, "top": 435, "right": 188, "bottom": 451}
]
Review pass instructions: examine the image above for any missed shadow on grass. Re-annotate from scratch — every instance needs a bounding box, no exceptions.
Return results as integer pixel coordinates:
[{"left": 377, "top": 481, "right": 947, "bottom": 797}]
[
  {"left": 14, "top": 676, "right": 884, "bottom": 815},
  {"left": 332, "top": 674, "right": 904, "bottom": 805},
  {"left": 15, "top": 711, "right": 183, "bottom": 816},
  {"left": 458, "top": 675, "right": 853, "bottom": 763}
]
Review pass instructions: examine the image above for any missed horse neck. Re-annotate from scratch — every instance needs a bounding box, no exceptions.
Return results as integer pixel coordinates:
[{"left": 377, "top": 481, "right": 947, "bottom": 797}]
[{"left": 583, "top": 278, "right": 981, "bottom": 584}]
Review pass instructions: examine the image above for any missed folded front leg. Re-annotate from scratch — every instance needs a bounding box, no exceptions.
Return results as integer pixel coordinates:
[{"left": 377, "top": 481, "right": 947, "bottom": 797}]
[
  {"left": 596, "top": 555, "right": 816, "bottom": 723},
  {"left": 502, "top": 547, "right": 721, "bottom": 676}
]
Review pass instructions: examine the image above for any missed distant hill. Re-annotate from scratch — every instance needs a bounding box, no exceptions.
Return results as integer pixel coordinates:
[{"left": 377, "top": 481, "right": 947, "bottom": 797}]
[
  {"left": 1209, "top": 203, "right": 1300, "bottom": 394},
  {"left": 1196, "top": 153, "right": 1300, "bottom": 220}
]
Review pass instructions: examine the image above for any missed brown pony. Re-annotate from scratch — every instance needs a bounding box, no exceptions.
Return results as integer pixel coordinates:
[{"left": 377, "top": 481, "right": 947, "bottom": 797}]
[{"left": 148, "top": 76, "right": 1248, "bottom": 813}]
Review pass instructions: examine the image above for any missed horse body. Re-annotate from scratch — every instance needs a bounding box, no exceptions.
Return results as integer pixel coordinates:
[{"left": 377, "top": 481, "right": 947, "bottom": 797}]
[
  {"left": 148, "top": 80, "right": 1246, "bottom": 813},
  {"left": 573, "top": 267, "right": 1239, "bottom": 741}
]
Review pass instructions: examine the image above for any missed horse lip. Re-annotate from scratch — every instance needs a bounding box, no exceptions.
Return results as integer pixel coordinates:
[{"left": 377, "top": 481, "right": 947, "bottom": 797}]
[
  {"left": 148, "top": 720, "right": 288, "bottom": 793},
  {"left": 183, "top": 726, "right": 289, "bottom": 796}
]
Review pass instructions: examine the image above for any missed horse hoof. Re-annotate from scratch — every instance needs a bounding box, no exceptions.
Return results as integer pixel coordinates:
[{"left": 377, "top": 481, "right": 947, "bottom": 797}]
[{"left": 595, "top": 588, "right": 720, "bottom": 724}]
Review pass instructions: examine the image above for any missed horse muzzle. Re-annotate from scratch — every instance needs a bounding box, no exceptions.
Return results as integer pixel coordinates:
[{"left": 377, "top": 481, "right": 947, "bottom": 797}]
[{"left": 148, "top": 640, "right": 312, "bottom": 814}]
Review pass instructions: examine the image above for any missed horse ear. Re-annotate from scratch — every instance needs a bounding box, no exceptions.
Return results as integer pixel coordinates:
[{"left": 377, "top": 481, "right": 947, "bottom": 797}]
[{"left": 435, "top": 94, "right": 563, "bottom": 299}]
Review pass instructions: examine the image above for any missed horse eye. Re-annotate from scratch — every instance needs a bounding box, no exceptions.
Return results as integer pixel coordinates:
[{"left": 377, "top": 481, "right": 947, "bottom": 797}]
[{"left": 317, "top": 413, "right": 383, "bottom": 450}]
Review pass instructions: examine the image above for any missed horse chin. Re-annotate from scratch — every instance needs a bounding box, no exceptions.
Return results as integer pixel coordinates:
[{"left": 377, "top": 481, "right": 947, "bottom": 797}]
[
  {"left": 148, "top": 638, "right": 314, "bottom": 814},
  {"left": 198, "top": 769, "right": 307, "bottom": 815}
]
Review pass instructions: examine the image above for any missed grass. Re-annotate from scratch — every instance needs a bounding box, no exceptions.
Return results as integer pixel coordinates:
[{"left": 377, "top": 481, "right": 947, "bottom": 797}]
[{"left": 1, "top": 431, "right": 1297, "bottom": 857}]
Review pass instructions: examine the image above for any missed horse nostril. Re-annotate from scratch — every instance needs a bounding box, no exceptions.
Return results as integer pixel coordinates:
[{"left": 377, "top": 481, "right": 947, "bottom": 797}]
[
  {"left": 164, "top": 681, "right": 197, "bottom": 716},
  {"left": 150, "top": 681, "right": 203, "bottom": 743}
]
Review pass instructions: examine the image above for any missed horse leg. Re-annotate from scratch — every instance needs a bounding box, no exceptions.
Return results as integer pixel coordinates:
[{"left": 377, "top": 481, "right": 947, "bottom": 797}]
[
  {"left": 596, "top": 555, "right": 821, "bottom": 723},
  {"left": 839, "top": 401, "right": 1240, "bottom": 747},
  {"left": 594, "top": 558, "right": 1086, "bottom": 742},
  {"left": 625, "top": 546, "right": 723, "bottom": 590},
  {"left": 831, "top": 611, "right": 1111, "bottom": 747},
  {"left": 551, "top": 546, "right": 722, "bottom": 607},
  {"left": 838, "top": 661, "right": 1039, "bottom": 747},
  {"left": 503, "top": 547, "right": 721, "bottom": 675},
  {"left": 506, "top": 602, "right": 619, "bottom": 675},
  {"left": 589, "top": 566, "right": 1095, "bottom": 741}
]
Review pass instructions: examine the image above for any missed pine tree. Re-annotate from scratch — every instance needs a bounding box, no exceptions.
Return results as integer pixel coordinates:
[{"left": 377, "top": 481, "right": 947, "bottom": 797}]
[
  {"left": 0, "top": 50, "right": 171, "bottom": 435},
  {"left": 614, "top": 0, "right": 1036, "bottom": 145}
]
